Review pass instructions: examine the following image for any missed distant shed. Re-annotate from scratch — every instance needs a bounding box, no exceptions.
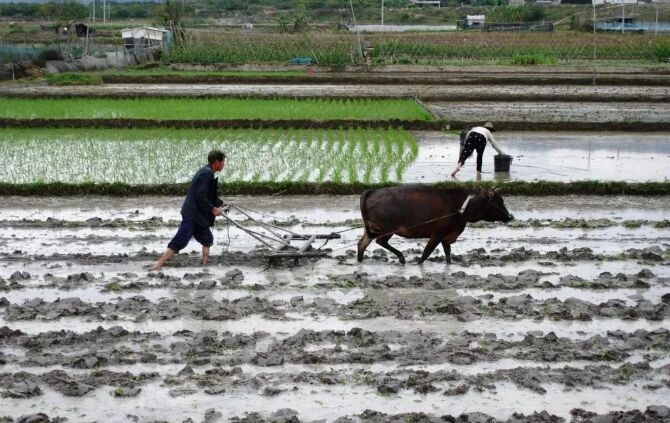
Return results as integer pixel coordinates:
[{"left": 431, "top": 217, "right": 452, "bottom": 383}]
[
  {"left": 466, "top": 15, "right": 486, "bottom": 27},
  {"left": 121, "top": 27, "right": 172, "bottom": 51}
]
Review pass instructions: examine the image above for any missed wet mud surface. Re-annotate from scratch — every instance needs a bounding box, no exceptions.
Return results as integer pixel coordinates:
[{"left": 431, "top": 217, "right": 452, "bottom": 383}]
[
  {"left": 99, "top": 73, "right": 670, "bottom": 90},
  {"left": 1, "top": 83, "right": 670, "bottom": 103},
  {"left": 426, "top": 102, "right": 670, "bottom": 124},
  {"left": 0, "top": 195, "right": 669, "bottom": 422},
  {"left": 412, "top": 132, "right": 670, "bottom": 182}
]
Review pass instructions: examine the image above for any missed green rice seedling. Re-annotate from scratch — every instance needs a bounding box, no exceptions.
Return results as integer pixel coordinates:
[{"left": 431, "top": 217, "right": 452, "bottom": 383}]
[
  {"left": 0, "top": 98, "right": 432, "bottom": 121},
  {"left": 297, "top": 129, "right": 312, "bottom": 182},
  {"left": 0, "top": 127, "right": 419, "bottom": 185},
  {"left": 316, "top": 129, "right": 331, "bottom": 182}
]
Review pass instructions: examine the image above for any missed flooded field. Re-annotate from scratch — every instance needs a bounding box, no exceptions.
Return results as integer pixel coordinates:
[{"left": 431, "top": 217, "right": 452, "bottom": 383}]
[
  {"left": 1, "top": 130, "right": 666, "bottom": 185},
  {"left": 415, "top": 132, "right": 670, "bottom": 182},
  {"left": 1, "top": 195, "right": 669, "bottom": 421}
]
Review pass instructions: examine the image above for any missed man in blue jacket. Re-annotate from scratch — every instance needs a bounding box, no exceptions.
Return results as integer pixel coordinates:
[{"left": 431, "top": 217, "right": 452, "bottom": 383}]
[{"left": 151, "top": 150, "right": 227, "bottom": 271}]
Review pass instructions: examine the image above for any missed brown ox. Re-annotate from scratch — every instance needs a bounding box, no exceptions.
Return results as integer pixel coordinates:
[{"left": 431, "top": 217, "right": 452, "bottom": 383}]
[{"left": 357, "top": 185, "right": 513, "bottom": 264}]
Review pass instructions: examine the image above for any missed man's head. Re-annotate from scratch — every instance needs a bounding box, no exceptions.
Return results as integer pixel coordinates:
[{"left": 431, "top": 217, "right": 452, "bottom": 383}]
[
  {"left": 208, "top": 150, "right": 226, "bottom": 172},
  {"left": 483, "top": 121, "right": 495, "bottom": 132}
]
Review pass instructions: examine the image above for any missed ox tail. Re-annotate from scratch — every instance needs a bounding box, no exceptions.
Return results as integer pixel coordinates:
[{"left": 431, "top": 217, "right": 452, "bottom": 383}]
[{"left": 359, "top": 189, "right": 378, "bottom": 238}]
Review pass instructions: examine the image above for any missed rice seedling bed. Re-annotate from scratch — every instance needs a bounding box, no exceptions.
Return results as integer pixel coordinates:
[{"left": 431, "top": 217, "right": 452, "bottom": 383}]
[
  {"left": 1, "top": 118, "right": 667, "bottom": 132},
  {"left": 0, "top": 98, "right": 433, "bottom": 121},
  {"left": 0, "top": 128, "right": 418, "bottom": 185},
  {"left": 0, "top": 118, "right": 445, "bottom": 131}
]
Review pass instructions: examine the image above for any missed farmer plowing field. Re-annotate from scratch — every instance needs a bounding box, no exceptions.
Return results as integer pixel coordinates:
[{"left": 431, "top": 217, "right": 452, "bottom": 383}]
[{"left": 151, "top": 150, "right": 229, "bottom": 271}]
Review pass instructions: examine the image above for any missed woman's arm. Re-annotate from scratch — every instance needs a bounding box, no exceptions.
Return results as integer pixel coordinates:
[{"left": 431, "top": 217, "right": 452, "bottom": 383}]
[{"left": 488, "top": 133, "right": 504, "bottom": 155}]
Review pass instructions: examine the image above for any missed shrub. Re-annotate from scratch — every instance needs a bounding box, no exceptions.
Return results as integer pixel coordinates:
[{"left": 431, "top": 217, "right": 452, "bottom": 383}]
[
  {"left": 46, "top": 73, "right": 103, "bottom": 85},
  {"left": 37, "top": 48, "right": 62, "bottom": 61},
  {"left": 509, "top": 53, "right": 557, "bottom": 65},
  {"left": 32, "top": 48, "right": 62, "bottom": 67},
  {"left": 655, "top": 42, "right": 670, "bottom": 63}
]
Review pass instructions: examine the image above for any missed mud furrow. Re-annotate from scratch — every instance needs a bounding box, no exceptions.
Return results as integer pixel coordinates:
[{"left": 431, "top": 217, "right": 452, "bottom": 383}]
[
  {"left": 0, "top": 246, "right": 667, "bottom": 267},
  {"left": 0, "top": 269, "right": 666, "bottom": 292},
  {"left": 1, "top": 291, "right": 669, "bottom": 322},
  {"left": 2, "top": 326, "right": 669, "bottom": 369}
]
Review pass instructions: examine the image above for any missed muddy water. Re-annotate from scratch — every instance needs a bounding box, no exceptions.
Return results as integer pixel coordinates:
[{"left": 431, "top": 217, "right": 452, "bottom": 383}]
[
  {"left": 0, "top": 195, "right": 669, "bottom": 422},
  {"left": 411, "top": 132, "right": 670, "bottom": 182}
]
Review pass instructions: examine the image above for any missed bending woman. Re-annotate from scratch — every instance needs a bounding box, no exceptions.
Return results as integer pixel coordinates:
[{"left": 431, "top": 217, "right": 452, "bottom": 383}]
[{"left": 451, "top": 121, "right": 505, "bottom": 177}]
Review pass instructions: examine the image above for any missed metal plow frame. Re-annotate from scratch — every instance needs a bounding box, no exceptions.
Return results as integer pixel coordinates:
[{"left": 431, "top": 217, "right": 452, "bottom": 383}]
[{"left": 222, "top": 205, "right": 341, "bottom": 259}]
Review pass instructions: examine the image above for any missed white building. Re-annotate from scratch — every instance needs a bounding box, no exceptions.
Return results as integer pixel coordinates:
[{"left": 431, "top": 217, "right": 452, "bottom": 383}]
[
  {"left": 121, "top": 27, "right": 171, "bottom": 51},
  {"left": 410, "top": 0, "right": 441, "bottom": 5},
  {"left": 466, "top": 15, "right": 486, "bottom": 27},
  {"left": 592, "top": 0, "right": 637, "bottom": 4}
]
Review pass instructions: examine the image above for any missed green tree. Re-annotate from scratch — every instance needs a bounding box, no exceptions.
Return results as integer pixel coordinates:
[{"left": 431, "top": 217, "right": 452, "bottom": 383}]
[{"left": 157, "top": 0, "right": 191, "bottom": 44}]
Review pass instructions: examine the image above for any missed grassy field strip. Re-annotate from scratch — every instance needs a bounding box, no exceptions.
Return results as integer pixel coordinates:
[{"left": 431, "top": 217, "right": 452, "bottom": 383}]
[
  {"left": 0, "top": 98, "right": 433, "bottom": 121},
  {"left": 1, "top": 181, "right": 669, "bottom": 196},
  {"left": 0, "top": 128, "right": 417, "bottom": 185}
]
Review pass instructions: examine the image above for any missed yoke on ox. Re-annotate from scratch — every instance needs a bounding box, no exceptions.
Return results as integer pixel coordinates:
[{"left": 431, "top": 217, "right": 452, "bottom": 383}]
[{"left": 357, "top": 185, "right": 514, "bottom": 264}]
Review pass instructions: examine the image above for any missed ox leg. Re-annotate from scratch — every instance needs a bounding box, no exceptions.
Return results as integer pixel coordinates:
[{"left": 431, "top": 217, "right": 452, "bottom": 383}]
[
  {"left": 418, "top": 236, "right": 441, "bottom": 265},
  {"left": 357, "top": 233, "right": 373, "bottom": 262},
  {"left": 441, "top": 241, "right": 452, "bottom": 264},
  {"left": 376, "top": 235, "right": 406, "bottom": 265}
]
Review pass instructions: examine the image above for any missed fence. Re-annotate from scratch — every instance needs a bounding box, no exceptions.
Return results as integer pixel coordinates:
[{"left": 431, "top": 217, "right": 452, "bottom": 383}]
[{"left": 165, "top": 3, "right": 670, "bottom": 67}]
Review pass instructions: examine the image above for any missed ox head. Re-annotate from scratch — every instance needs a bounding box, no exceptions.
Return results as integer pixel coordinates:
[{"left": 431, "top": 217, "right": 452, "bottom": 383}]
[{"left": 478, "top": 188, "right": 514, "bottom": 223}]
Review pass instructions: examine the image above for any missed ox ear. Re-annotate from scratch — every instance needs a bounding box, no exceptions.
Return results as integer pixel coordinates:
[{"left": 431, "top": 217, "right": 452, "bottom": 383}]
[{"left": 488, "top": 188, "right": 496, "bottom": 198}]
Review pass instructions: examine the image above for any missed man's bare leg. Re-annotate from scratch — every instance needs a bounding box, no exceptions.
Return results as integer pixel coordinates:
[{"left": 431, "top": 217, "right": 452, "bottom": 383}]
[
  {"left": 202, "top": 246, "right": 210, "bottom": 266},
  {"left": 151, "top": 248, "right": 176, "bottom": 271}
]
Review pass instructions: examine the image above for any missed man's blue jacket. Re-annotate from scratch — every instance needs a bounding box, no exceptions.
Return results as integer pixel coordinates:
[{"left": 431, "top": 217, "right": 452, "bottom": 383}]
[{"left": 180, "top": 165, "right": 224, "bottom": 228}]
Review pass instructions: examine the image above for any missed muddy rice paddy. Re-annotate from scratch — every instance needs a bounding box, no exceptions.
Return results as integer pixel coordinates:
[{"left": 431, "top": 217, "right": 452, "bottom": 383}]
[
  {"left": 1, "top": 195, "right": 669, "bottom": 422},
  {"left": 413, "top": 132, "right": 670, "bottom": 182}
]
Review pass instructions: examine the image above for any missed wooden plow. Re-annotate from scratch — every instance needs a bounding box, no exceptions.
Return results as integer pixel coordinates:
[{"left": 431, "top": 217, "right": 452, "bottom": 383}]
[{"left": 222, "top": 205, "right": 342, "bottom": 260}]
